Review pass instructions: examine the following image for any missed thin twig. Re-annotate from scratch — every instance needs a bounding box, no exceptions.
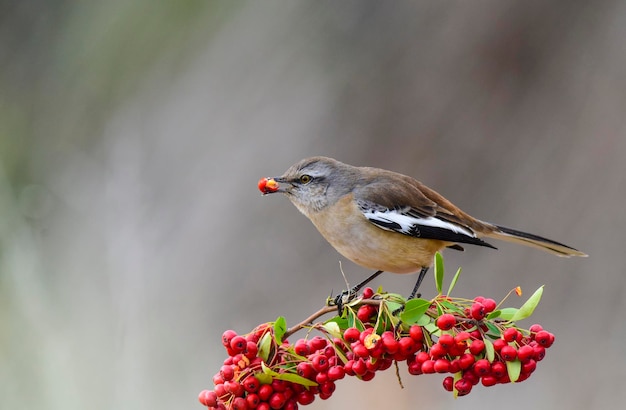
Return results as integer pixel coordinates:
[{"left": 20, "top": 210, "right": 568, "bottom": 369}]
[{"left": 283, "top": 298, "right": 384, "bottom": 340}]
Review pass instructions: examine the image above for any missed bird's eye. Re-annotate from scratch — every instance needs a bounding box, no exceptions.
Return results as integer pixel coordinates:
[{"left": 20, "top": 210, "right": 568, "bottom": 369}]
[{"left": 299, "top": 174, "right": 312, "bottom": 184}]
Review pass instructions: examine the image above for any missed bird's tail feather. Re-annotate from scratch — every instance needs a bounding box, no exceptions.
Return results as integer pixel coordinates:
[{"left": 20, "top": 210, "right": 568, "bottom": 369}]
[{"left": 485, "top": 225, "right": 587, "bottom": 257}]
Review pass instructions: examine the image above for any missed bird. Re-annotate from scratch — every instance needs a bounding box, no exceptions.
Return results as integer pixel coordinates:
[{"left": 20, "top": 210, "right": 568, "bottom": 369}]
[{"left": 258, "top": 156, "right": 586, "bottom": 301}]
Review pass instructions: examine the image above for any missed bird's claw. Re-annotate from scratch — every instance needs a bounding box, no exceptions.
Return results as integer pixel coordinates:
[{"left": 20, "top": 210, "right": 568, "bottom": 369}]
[{"left": 329, "top": 289, "right": 358, "bottom": 315}]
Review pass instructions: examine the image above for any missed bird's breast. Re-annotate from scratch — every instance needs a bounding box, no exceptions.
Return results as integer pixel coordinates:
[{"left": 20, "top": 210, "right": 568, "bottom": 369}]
[{"left": 306, "top": 194, "right": 449, "bottom": 273}]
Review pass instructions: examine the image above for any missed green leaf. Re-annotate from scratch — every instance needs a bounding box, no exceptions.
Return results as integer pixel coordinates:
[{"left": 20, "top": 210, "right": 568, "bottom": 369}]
[
  {"left": 324, "top": 316, "right": 348, "bottom": 330},
  {"left": 506, "top": 359, "right": 521, "bottom": 382},
  {"left": 484, "top": 338, "right": 495, "bottom": 362},
  {"left": 416, "top": 315, "right": 431, "bottom": 326},
  {"left": 498, "top": 307, "right": 519, "bottom": 321},
  {"left": 400, "top": 298, "right": 431, "bottom": 325},
  {"left": 261, "top": 362, "right": 318, "bottom": 386},
  {"left": 274, "top": 372, "right": 318, "bottom": 387},
  {"left": 274, "top": 316, "right": 287, "bottom": 344},
  {"left": 256, "top": 372, "right": 273, "bottom": 385},
  {"left": 322, "top": 321, "right": 343, "bottom": 339},
  {"left": 439, "top": 300, "right": 464, "bottom": 314},
  {"left": 485, "top": 321, "right": 500, "bottom": 336},
  {"left": 452, "top": 371, "right": 462, "bottom": 398},
  {"left": 486, "top": 309, "right": 501, "bottom": 320},
  {"left": 258, "top": 332, "right": 272, "bottom": 362},
  {"left": 386, "top": 301, "right": 404, "bottom": 314},
  {"left": 447, "top": 267, "right": 462, "bottom": 296},
  {"left": 434, "top": 252, "right": 444, "bottom": 294},
  {"left": 424, "top": 322, "right": 438, "bottom": 334},
  {"left": 511, "top": 286, "right": 544, "bottom": 322}
]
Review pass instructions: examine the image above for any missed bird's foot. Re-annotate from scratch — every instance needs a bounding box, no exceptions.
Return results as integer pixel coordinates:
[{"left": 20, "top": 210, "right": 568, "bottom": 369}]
[{"left": 328, "top": 288, "right": 358, "bottom": 315}]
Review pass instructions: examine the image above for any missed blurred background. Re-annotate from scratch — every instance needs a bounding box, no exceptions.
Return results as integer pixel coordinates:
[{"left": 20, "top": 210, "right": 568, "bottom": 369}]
[{"left": 1, "top": 1, "right": 625, "bottom": 409}]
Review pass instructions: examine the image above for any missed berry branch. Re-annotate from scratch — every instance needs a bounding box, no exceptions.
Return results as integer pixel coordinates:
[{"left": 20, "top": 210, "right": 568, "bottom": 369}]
[{"left": 199, "top": 254, "right": 555, "bottom": 410}]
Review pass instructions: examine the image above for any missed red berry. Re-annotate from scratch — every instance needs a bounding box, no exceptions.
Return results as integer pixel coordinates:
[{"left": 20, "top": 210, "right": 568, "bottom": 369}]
[
  {"left": 492, "top": 338, "right": 507, "bottom": 352},
  {"left": 352, "top": 342, "right": 370, "bottom": 358},
  {"left": 315, "top": 371, "right": 328, "bottom": 384},
  {"left": 311, "top": 354, "right": 329, "bottom": 372},
  {"left": 532, "top": 344, "right": 546, "bottom": 361},
  {"left": 454, "top": 378, "right": 473, "bottom": 396},
  {"left": 529, "top": 324, "right": 544, "bottom": 334},
  {"left": 481, "top": 375, "right": 498, "bottom": 387},
  {"left": 482, "top": 298, "right": 497, "bottom": 313},
  {"left": 473, "top": 359, "right": 491, "bottom": 376},
  {"left": 352, "top": 358, "right": 367, "bottom": 376},
  {"left": 222, "top": 330, "right": 238, "bottom": 347},
  {"left": 258, "top": 384, "right": 273, "bottom": 401},
  {"left": 517, "top": 345, "right": 534, "bottom": 363},
  {"left": 398, "top": 337, "right": 416, "bottom": 357},
  {"left": 257, "top": 403, "right": 271, "bottom": 410},
  {"left": 362, "top": 287, "right": 374, "bottom": 299},
  {"left": 491, "top": 361, "right": 507, "bottom": 378},
  {"left": 231, "top": 397, "right": 248, "bottom": 410},
  {"left": 357, "top": 305, "right": 376, "bottom": 323},
  {"left": 377, "top": 357, "right": 393, "bottom": 371},
  {"left": 503, "top": 328, "right": 522, "bottom": 343},
  {"left": 296, "top": 390, "right": 315, "bottom": 405},
  {"left": 500, "top": 345, "right": 517, "bottom": 361},
  {"left": 438, "top": 334, "right": 454, "bottom": 350},
  {"left": 319, "top": 381, "right": 336, "bottom": 396},
  {"left": 294, "top": 339, "right": 310, "bottom": 356},
  {"left": 296, "top": 362, "right": 316, "bottom": 380},
  {"left": 521, "top": 358, "right": 537, "bottom": 374},
  {"left": 463, "top": 369, "right": 480, "bottom": 385},
  {"left": 230, "top": 336, "right": 247, "bottom": 354},
  {"left": 198, "top": 390, "right": 217, "bottom": 407},
  {"left": 449, "top": 359, "right": 461, "bottom": 374},
  {"left": 214, "top": 383, "right": 227, "bottom": 399},
  {"left": 269, "top": 392, "right": 286, "bottom": 409},
  {"left": 407, "top": 360, "right": 422, "bottom": 375},
  {"left": 434, "top": 359, "right": 450, "bottom": 373},
  {"left": 415, "top": 351, "right": 430, "bottom": 364},
  {"left": 455, "top": 331, "right": 471, "bottom": 343},
  {"left": 458, "top": 353, "right": 475, "bottom": 370},
  {"left": 243, "top": 376, "right": 260, "bottom": 393},
  {"left": 225, "top": 381, "right": 244, "bottom": 397},
  {"left": 436, "top": 314, "right": 457, "bottom": 330},
  {"left": 360, "top": 371, "right": 376, "bottom": 381},
  {"left": 220, "top": 365, "right": 235, "bottom": 381},
  {"left": 409, "top": 325, "right": 424, "bottom": 342},
  {"left": 443, "top": 376, "right": 454, "bottom": 391},
  {"left": 246, "top": 394, "right": 260, "bottom": 408},
  {"left": 359, "top": 327, "right": 375, "bottom": 344},
  {"left": 343, "top": 327, "right": 361, "bottom": 344},
  {"left": 469, "top": 339, "right": 485, "bottom": 355},
  {"left": 327, "top": 365, "right": 345, "bottom": 381},
  {"left": 245, "top": 341, "right": 258, "bottom": 359},
  {"left": 271, "top": 379, "right": 287, "bottom": 393},
  {"left": 421, "top": 360, "right": 436, "bottom": 374},
  {"left": 535, "top": 331, "right": 555, "bottom": 348},
  {"left": 470, "top": 302, "right": 486, "bottom": 320},
  {"left": 309, "top": 336, "right": 327, "bottom": 351},
  {"left": 429, "top": 343, "right": 447, "bottom": 359}
]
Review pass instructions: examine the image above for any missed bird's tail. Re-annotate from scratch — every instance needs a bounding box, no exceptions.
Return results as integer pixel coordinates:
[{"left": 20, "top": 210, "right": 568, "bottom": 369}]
[{"left": 484, "top": 225, "right": 587, "bottom": 257}]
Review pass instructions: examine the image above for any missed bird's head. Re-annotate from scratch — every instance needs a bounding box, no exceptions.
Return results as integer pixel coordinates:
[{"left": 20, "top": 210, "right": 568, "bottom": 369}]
[{"left": 259, "top": 156, "right": 357, "bottom": 215}]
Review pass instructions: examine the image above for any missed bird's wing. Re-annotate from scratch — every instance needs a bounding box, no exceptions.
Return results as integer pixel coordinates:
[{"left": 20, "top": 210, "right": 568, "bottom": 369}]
[{"left": 353, "top": 178, "right": 496, "bottom": 249}]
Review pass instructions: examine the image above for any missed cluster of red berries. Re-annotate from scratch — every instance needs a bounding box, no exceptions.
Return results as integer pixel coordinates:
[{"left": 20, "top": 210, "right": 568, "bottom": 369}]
[
  {"left": 199, "top": 288, "right": 555, "bottom": 409},
  {"left": 409, "top": 295, "right": 555, "bottom": 396}
]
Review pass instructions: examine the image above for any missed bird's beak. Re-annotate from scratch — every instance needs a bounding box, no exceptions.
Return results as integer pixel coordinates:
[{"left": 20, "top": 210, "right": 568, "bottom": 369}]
[{"left": 258, "top": 177, "right": 284, "bottom": 195}]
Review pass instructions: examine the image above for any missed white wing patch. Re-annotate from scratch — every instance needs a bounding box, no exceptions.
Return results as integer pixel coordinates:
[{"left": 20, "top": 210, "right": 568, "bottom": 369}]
[{"left": 361, "top": 208, "right": 476, "bottom": 238}]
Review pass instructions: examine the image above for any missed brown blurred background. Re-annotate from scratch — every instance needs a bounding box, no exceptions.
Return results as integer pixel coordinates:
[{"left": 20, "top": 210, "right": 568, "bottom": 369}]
[{"left": 1, "top": 1, "right": 625, "bottom": 409}]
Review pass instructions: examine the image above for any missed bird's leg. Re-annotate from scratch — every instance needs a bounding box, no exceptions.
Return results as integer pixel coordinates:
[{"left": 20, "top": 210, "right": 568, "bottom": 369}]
[
  {"left": 332, "top": 270, "right": 384, "bottom": 312},
  {"left": 392, "top": 266, "right": 431, "bottom": 319},
  {"left": 408, "top": 266, "right": 430, "bottom": 300}
]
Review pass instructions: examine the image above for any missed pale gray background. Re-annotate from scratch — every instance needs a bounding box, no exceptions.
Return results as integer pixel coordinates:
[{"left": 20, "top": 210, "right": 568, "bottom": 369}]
[{"left": 1, "top": 1, "right": 625, "bottom": 409}]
